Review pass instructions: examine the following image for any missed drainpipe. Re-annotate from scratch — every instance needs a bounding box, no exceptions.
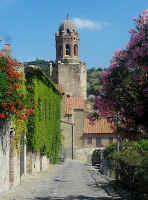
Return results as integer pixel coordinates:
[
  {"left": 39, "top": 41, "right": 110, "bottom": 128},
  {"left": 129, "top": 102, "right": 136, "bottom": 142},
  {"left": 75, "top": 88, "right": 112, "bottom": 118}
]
[{"left": 61, "top": 120, "right": 75, "bottom": 160}]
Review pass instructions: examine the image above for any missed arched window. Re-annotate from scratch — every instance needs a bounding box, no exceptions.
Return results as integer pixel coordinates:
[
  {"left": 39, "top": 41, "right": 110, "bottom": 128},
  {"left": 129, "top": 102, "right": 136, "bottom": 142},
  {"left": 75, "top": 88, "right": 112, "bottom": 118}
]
[
  {"left": 59, "top": 46, "right": 62, "bottom": 57},
  {"left": 66, "top": 44, "right": 70, "bottom": 56},
  {"left": 74, "top": 44, "right": 78, "bottom": 56},
  {"left": 67, "top": 29, "right": 70, "bottom": 34}
]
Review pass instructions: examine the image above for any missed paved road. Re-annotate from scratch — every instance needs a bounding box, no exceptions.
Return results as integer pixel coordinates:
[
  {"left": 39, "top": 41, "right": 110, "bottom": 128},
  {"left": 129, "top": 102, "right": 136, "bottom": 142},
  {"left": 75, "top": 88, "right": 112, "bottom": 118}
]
[{"left": 2, "top": 160, "right": 113, "bottom": 200}]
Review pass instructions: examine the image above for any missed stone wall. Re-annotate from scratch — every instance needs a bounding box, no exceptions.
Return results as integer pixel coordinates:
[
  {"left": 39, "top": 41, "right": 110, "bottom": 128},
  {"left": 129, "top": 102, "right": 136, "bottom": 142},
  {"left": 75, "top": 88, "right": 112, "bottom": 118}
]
[
  {"left": 41, "top": 155, "right": 49, "bottom": 171},
  {"left": 83, "top": 133, "right": 117, "bottom": 148},
  {"left": 9, "top": 132, "right": 27, "bottom": 187},
  {"left": 20, "top": 133, "right": 26, "bottom": 180},
  {"left": 80, "top": 63, "right": 87, "bottom": 100},
  {"left": 75, "top": 134, "right": 117, "bottom": 163},
  {"left": 26, "top": 151, "right": 50, "bottom": 175},
  {"left": 0, "top": 121, "right": 10, "bottom": 193},
  {"left": 73, "top": 109, "right": 85, "bottom": 151},
  {"left": 32, "top": 152, "right": 41, "bottom": 174},
  {"left": 61, "top": 116, "right": 73, "bottom": 160},
  {"left": 75, "top": 147, "right": 98, "bottom": 163},
  {"left": 10, "top": 151, "right": 20, "bottom": 187},
  {"left": 58, "top": 62, "right": 86, "bottom": 99},
  {"left": 26, "top": 151, "right": 32, "bottom": 175}
]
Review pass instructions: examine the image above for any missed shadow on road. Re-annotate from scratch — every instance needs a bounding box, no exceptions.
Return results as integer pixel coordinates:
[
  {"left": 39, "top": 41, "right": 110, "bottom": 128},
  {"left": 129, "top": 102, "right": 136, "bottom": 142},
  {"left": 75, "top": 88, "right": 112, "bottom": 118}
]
[{"left": 35, "top": 195, "right": 112, "bottom": 200}]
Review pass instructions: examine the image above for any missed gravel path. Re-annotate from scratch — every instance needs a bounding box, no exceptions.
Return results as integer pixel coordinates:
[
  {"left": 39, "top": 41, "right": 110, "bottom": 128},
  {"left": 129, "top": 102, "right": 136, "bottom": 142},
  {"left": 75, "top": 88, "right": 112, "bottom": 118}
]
[{"left": 1, "top": 160, "right": 113, "bottom": 200}]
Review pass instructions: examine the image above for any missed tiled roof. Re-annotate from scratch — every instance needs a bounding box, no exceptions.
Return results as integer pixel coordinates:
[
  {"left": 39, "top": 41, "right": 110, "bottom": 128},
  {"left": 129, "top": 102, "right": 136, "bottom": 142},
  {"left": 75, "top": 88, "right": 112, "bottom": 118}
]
[
  {"left": 55, "top": 84, "right": 63, "bottom": 94},
  {"left": 84, "top": 119, "right": 114, "bottom": 134},
  {"left": 65, "top": 97, "right": 85, "bottom": 114}
]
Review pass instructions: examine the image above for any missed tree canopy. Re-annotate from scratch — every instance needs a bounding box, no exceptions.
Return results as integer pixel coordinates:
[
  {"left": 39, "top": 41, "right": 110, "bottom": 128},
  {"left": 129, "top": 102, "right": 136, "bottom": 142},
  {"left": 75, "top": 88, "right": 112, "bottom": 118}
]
[{"left": 91, "top": 10, "right": 148, "bottom": 139}]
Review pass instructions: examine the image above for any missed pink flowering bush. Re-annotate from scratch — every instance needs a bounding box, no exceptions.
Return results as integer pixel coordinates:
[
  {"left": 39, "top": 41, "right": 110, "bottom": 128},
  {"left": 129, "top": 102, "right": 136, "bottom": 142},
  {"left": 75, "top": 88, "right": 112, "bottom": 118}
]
[{"left": 91, "top": 10, "right": 148, "bottom": 139}]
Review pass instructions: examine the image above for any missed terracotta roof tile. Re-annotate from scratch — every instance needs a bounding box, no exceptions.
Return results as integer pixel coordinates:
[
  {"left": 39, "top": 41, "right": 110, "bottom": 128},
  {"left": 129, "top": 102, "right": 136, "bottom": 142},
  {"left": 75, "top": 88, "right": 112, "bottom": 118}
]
[
  {"left": 65, "top": 97, "right": 85, "bottom": 114},
  {"left": 55, "top": 84, "right": 63, "bottom": 94},
  {"left": 84, "top": 119, "right": 114, "bottom": 134}
]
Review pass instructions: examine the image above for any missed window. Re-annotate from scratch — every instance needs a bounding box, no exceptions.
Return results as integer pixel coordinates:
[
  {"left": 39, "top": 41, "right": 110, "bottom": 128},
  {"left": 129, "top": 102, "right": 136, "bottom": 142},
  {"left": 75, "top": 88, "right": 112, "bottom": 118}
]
[
  {"left": 74, "top": 44, "right": 78, "bottom": 56},
  {"left": 66, "top": 44, "right": 70, "bottom": 56},
  {"left": 96, "top": 138, "right": 103, "bottom": 147},
  {"left": 87, "top": 137, "right": 92, "bottom": 145},
  {"left": 109, "top": 137, "right": 113, "bottom": 144},
  {"left": 67, "top": 29, "right": 70, "bottom": 34},
  {"left": 59, "top": 46, "right": 62, "bottom": 57}
]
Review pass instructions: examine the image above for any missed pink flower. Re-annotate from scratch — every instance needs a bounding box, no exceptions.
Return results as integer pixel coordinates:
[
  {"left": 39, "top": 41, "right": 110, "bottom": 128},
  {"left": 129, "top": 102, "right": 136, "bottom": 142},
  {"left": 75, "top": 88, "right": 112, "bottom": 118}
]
[
  {"left": 142, "top": 66, "right": 148, "bottom": 72},
  {"left": 136, "top": 105, "right": 144, "bottom": 111},
  {"left": 143, "top": 88, "right": 148, "bottom": 95},
  {"left": 133, "top": 17, "right": 139, "bottom": 23},
  {"left": 137, "top": 112, "right": 143, "bottom": 117},
  {"left": 129, "top": 28, "right": 135, "bottom": 34},
  {"left": 133, "top": 75, "right": 142, "bottom": 81},
  {"left": 114, "top": 49, "right": 122, "bottom": 57},
  {"left": 143, "top": 9, "right": 148, "bottom": 24}
]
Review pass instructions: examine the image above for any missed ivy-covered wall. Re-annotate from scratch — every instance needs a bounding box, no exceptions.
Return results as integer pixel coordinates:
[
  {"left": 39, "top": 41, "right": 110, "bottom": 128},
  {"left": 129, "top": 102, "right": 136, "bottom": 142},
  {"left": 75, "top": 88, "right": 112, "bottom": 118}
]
[{"left": 25, "top": 67, "right": 62, "bottom": 163}]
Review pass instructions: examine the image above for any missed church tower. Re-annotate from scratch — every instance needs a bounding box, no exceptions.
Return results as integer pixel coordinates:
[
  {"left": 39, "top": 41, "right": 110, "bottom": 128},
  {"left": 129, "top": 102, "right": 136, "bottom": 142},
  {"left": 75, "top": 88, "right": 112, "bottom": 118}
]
[
  {"left": 53, "top": 18, "right": 87, "bottom": 100},
  {"left": 56, "top": 19, "right": 79, "bottom": 63}
]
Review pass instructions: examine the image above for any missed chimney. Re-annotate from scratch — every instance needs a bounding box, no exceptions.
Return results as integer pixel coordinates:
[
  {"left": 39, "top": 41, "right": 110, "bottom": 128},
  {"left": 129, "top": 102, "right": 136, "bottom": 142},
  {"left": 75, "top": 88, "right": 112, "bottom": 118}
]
[{"left": 2, "top": 43, "right": 11, "bottom": 57}]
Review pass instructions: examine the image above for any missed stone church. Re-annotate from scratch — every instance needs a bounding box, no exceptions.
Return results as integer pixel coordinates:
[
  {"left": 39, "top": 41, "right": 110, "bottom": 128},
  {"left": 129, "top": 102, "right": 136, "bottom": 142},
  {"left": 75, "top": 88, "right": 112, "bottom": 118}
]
[{"left": 50, "top": 19, "right": 116, "bottom": 162}]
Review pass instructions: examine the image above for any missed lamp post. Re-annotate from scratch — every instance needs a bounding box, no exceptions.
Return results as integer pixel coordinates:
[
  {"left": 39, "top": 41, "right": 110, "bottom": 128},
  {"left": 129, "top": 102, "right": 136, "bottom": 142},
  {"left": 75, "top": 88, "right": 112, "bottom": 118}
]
[{"left": 61, "top": 120, "right": 75, "bottom": 160}]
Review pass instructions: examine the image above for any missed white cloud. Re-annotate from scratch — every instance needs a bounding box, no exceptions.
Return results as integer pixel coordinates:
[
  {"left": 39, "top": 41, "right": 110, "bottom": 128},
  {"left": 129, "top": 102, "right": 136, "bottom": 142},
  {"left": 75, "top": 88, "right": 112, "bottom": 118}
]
[{"left": 73, "top": 18, "right": 109, "bottom": 31}]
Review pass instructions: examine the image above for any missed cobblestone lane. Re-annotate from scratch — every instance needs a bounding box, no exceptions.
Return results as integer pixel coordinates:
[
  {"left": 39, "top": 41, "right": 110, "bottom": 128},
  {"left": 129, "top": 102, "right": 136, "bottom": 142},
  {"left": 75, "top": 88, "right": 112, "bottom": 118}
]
[{"left": 1, "top": 160, "right": 114, "bottom": 200}]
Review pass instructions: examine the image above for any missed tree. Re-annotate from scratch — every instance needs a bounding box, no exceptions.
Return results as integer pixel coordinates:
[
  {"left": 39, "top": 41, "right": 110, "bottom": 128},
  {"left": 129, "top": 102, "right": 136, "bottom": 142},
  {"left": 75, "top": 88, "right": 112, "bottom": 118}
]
[{"left": 91, "top": 10, "right": 148, "bottom": 139}]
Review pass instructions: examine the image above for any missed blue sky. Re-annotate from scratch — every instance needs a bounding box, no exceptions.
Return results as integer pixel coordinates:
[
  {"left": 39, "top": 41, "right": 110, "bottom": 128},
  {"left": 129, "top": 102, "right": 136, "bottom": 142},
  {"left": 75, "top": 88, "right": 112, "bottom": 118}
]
[{"left": 0, "top": 0, "right": 148, "bottom": 68}]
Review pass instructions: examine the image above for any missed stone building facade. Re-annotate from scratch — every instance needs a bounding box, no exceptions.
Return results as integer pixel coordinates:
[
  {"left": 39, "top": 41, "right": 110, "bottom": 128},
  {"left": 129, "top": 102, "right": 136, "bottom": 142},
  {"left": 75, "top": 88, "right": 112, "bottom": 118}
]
[
  {"left": 50, "top": 19, "right": 87, "bottom": 100},
  {"left": 49, "top": 19, "right": 88, "bottom": 160},
  {"left": 51, "top": 19, "right": 116, "bottom": 162}
]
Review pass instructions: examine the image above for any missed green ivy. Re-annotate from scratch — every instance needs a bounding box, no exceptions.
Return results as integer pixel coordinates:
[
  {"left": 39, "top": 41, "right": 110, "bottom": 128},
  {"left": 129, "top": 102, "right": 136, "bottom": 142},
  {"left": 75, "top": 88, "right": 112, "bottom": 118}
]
[{"left": 25, "top": 67, "right": 62, "bottom": 163}]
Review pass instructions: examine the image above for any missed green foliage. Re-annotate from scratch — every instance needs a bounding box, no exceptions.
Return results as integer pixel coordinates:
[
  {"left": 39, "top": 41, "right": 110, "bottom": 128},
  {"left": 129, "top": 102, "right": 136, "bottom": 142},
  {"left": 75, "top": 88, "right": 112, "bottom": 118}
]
[
  {"left": 26, "top": 59, "right": 54, "bottom": 75},
  {"left": 25, "top": 67, "right": 61, "bottom": 163},
  {"left": 87, "top": 67, "right": 103, "bottom": 96},
  {"left": 12, "top": 119, "right": 27, "bottom": 152},
  {"left": 104, "top": 140, "right": 148, "bottom": 194},
  {"left": 139, "top": 139, "right": 148, "bottom": 151},
  {"left": 103, "top": 142, "right": 117, "bottom": 158}
]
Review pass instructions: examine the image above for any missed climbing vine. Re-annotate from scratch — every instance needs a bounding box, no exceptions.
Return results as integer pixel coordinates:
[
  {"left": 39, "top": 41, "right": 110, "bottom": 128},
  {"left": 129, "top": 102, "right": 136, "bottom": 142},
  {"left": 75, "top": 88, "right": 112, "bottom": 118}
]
[
  {"left": 12, "top": 119, "right": 27, "bottom": 152},
  {"left": 25, "top": 67, "right": 62, "bottom": 163},
  {"left": 0, "top": 53, "right": 34, "bottom": 151}
]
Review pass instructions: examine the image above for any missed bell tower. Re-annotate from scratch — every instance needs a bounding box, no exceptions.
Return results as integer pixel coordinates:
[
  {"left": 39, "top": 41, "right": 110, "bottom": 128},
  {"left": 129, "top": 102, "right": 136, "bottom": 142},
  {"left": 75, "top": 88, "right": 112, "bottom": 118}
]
[
  {"left": 53, "top": 18, "right": 87, "bottom": 100},
  {"left": 55, "top": 19, "right": 79, "bottom": 63}
]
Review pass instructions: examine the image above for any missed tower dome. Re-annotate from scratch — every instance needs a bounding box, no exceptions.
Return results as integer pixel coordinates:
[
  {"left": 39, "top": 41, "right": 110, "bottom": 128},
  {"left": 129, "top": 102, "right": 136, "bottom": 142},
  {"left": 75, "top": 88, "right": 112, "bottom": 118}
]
[
  {"left": 56, "top": 18, "right": 79, "bottom": 63},
  {"left": 59, "top": 19, "right": 77, "bottom": 33}
]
